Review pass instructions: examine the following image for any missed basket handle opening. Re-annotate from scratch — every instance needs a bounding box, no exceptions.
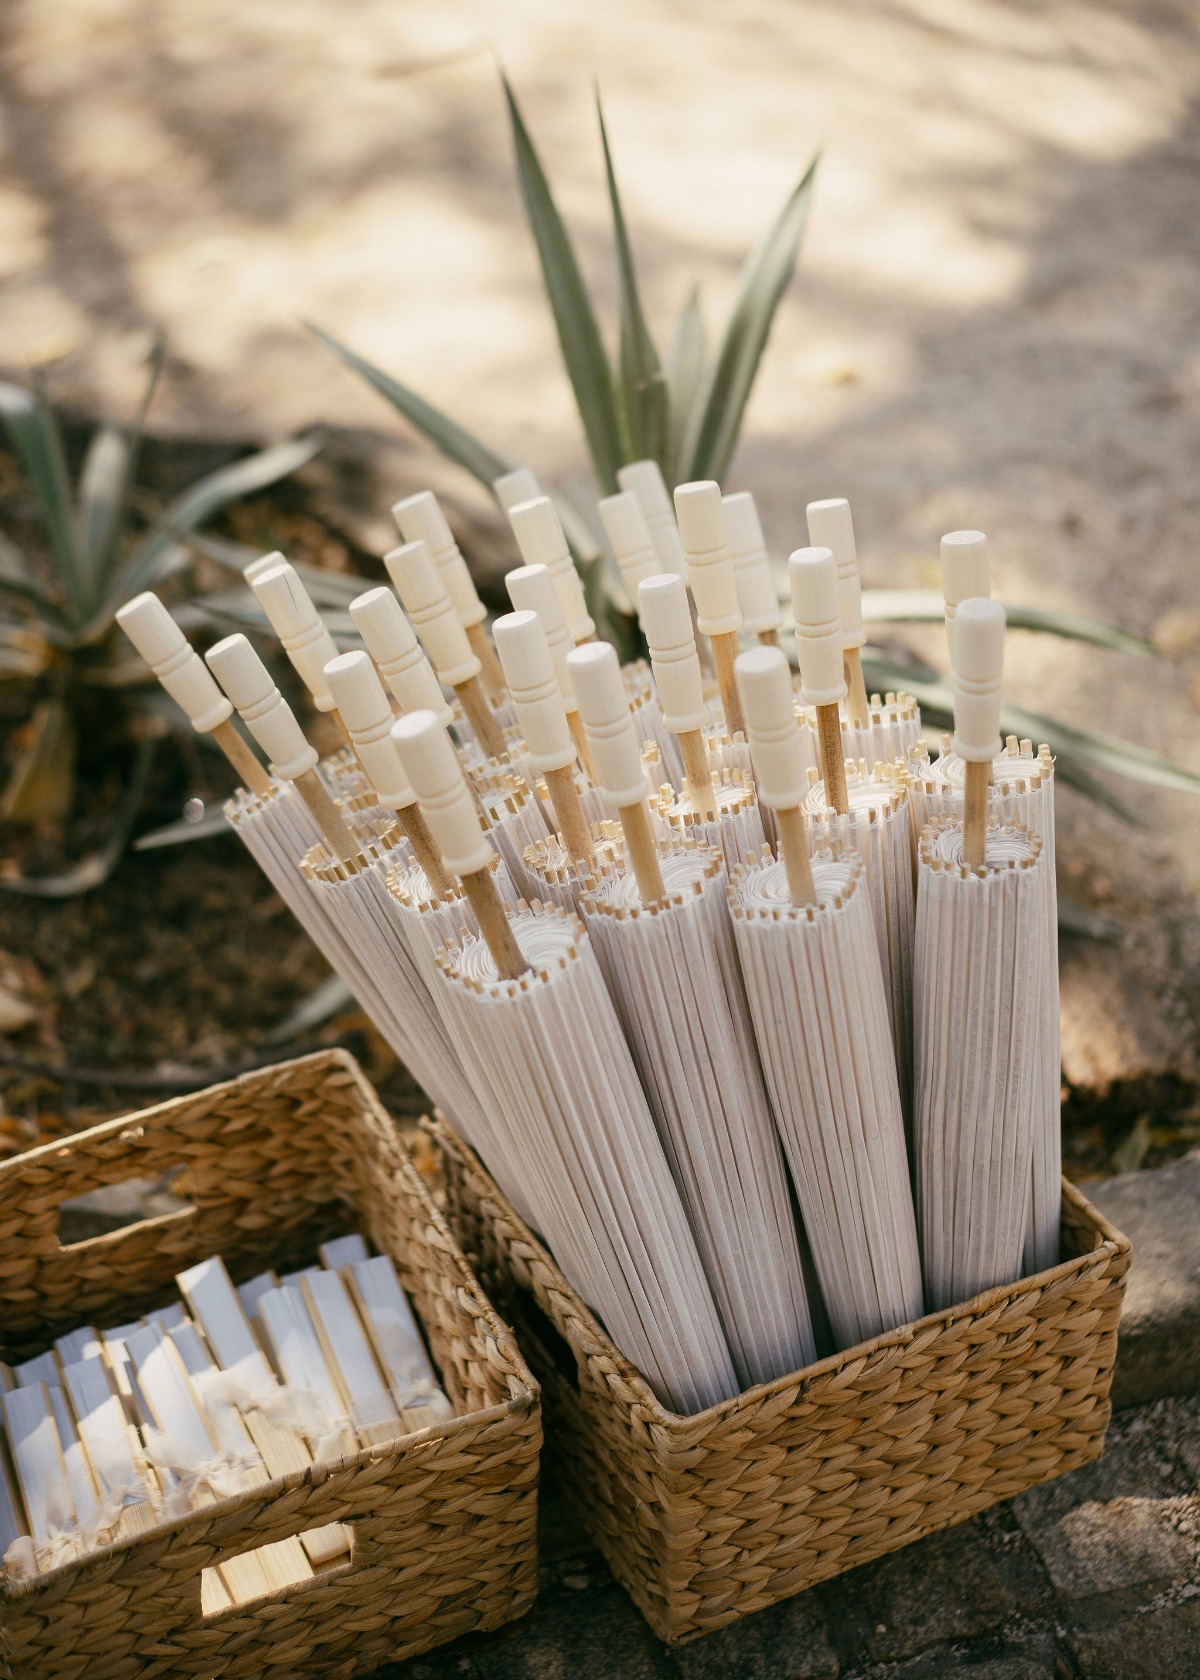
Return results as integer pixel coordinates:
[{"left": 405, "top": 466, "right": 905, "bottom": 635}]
[
  {"left": 56, "top": 1167, "right": 196, "bottom": 1249},
  {"left": 200, "top": 1520, "right": 356, "bottom": 1617}
]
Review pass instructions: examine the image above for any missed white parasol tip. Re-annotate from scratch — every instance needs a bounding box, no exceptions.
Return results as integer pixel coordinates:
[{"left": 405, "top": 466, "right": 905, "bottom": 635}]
[
  {"left": 639, "top": 574, "right": 705, "bottom": 733},
  {"left": 508, "top": 496, "right": 568, "bottom": 569},
  {"left": 391, "top": 489, "right": 453, "bottom": 554},
  {"left": 952, "top": 596, "right": 1006, "bottom": 762},
  {"left": 674, "top": 481, "right": 741, "bottom": 637},
  {"left": 567, "top": 642, "right": 648, "bottom": 807},
  {"left": 599, "top": 491, "right": 661, "bottom": 605},
  {"left": 493, "top": 466, "right": 541, "bottom": 513},
  {"left": 493, "top": 611, "right": 574, "bottom": 772},
  {"left": 735, "top": 645, "right": 806, "bottom": 809},
  {"left": 251, "top": 560, "right": 340, "bottom": 711},
  {"left": 805, "top": 497, "right": 855, "bottom": 562},
  {"left": 723, "top": 490, "right": 781, "bottom": 634},
  {"left": 392, "top": 709, "right": 491, "bottom": 876},
  {"left": 117, "top": 593, "right": 231, "bottom": 733},
  {"left": 385, "top": 540, "right": 478, "bottom": 688},
  {"left": 206, "top": 633, "right": 317, "bottom": 780},
  {"left": 789, "top": 547, "right": 847, "bottom": 706},
  {"left": 940, "top": 530, "right": 990, "bottom": 611},
  {"left": 616, "top": 457, "right": 672, "bottom": 515},
  {"left": 242, "top": 549, "right": 287, "bottom": 585}
]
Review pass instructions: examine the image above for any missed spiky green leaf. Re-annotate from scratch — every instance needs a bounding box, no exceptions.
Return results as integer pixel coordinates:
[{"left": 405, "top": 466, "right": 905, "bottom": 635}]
[
  {"left": 862, "top": 654, "right": 1200, "bottom": 803},
  {"left": 308, "top": 322, "right": 515, "bottom": 491},
  {"left": 861, "top": 590, "right": 1160, "bottom": 660},
  {"left": 77, "top": 424, "right": 132, "bottom": 586},
  {"left": 685, "top": 154, "right": 819, "bottom": 482},
  {"left": 597, "top": 94, "right": 668, "bottom": 471},
  {"left": 0, "top": 379, "right": 87, "bottom": 620},
  {"left": 666, "top": 286, "right": 706, "bottom": 484},
  {"left": 109, "top": 433, "right": 323, "bottom": 619},
  {"left": 503, "top": 75, "right": 623, "bottom": 491}
]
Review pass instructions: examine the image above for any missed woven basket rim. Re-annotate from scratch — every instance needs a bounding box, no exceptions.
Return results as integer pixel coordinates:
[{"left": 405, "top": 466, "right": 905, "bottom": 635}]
[
  {"left": 432, "top": 1112, "right": 1131, "bottom": 1433},
  {"left": 0, "top": 1052, "right": 540, "bottom": 1606}
]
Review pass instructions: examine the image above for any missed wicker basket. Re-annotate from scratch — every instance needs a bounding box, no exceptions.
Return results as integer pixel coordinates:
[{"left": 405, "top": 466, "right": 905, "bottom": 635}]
[
  {"left": 0, "top": 1052, "right": 540, "bottom": 1680},
  {"left": 434, "top": 1115, "right": 1130, "bottom": 1645}
]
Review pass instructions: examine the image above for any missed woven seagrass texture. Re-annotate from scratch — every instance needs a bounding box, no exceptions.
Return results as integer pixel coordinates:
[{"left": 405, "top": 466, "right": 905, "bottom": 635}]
[
  {"left": 0, "top": 1052, "right": 540, "bottom": 1680},
  {"left": 435, "top": 1115, "right": 1130, "bottom": 1645}
]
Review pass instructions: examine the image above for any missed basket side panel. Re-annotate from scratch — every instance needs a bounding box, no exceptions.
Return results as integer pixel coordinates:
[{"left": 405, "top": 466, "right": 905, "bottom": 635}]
[
  {"left": 439, "top": 1119, "right": 1130, "bottom": 1645},
  {"left": 2, "top": 1404, "right": 540, "bottom": 1680},
  {"left": 0, "top": 1053, "right": 360, "bottom": 1357}
]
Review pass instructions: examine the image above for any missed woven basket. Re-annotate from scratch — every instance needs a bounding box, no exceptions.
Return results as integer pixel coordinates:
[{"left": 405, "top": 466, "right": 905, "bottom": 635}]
[
  {"left": 0, "top": 1052, "right": 540, "bottom": 1680},
  {"left": 434, "top": 1115, "right": 1130, "bottom": 1645}
]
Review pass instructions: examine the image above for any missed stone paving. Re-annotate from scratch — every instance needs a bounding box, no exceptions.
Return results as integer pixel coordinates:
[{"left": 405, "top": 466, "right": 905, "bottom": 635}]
[{"left": 377, "top": 1395, "right": 1200, "bottom": 1680}]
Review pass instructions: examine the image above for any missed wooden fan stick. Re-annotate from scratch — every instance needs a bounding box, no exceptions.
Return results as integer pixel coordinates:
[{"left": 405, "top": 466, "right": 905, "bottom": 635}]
[
  {"left": 393, "top": 489, "right": 506, "bottom": 702},
  {"left": 506, "top": 561, "right": 599, "bottom": 784},
  {"left": 205, "top": 633, "right": 358, "bottom": 862},
  {"left": 638, "top": 572, "right": 717, "bottom": 819},
  {"left": 251, "top": 558, "right": 355, "bottom": 749},
  {"left": 736, "top": 645, "right": 816, "bottom": 908},
  {"left": 808, "top": 498, "right": 869, "bottom": 731},
  {"left": 790, "top": 546, "right": 850, "bottom": 818},
  {"left": 952, "top": 597, "right": 1007, "bottom": 871},
  {"left": 675, "top": 480, "right": 748, "bottom": 738},
  {"left": 325, "top": 650, "right": 454, "bottom": 894},
  {"left": 392, "top": 710, "right": 530, "bottom": 979},
  {"left": 116, "top": 593, "right": 273, "bottom": 797},
  {"left": 724, "top": 490, "right": 783, "bottom": 656},
  {"left": 568, "top": 641, "right": 665, "bottom": 906},
  {"left": 508, "top": 495, "right": 596, "bottom": 646},
  {"left": 493, "top": 609, "right": 595, "bottom": 869},
  {"left": 385, "top": 539, "right": 508, "bottom": 762}
]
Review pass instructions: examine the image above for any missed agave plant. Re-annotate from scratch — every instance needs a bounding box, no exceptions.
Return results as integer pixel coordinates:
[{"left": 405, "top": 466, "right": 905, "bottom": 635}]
[
  {"left": 305, "top": 74, "right": 1200, "bottom": 810},
  {"left": 0, "top": 351, "right": 321, "bottom": 894}
]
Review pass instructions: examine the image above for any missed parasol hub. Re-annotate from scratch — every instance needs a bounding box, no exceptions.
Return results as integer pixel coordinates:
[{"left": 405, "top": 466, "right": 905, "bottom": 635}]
[
  {"left": 392, "top": 489, "right": 486, "bottom": 629},
  {"left": 509, "top": 496, "right": 595, "bottom": 642},
  {"left": 117, "top": 592, "right": 232, "bottom": 734},
  {"left": 251, "top": 560, "right": 340, "bottom": 712}
]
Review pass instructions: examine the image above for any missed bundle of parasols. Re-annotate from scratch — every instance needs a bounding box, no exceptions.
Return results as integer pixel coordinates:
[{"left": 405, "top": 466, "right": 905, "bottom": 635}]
[{"left": 119, "top": 463, "right": 1061, "bottom": 1416}]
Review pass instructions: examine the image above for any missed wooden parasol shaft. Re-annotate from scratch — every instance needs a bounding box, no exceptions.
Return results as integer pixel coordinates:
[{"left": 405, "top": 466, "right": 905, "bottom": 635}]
[
  {"left": 757, "top": 627, "right": 779, "bottom": 649},
  {"left": 293, "top": 768, "right": 359, "bottom": 864},
  {"left": 678, "top": 728, "right": 718, "bottom": 818},
  {"left": 773, "top": 805, "right": 816, "bottom": 908},
  {"left": 962, "top": 759, "right": 990, "bottom": 870},
  {"left": 544, "top": 765, "right": 595, "bottom": 868},
  {"left": 454, "top": 678, "right": 508, "bottom": 761},
  {"left": 396, "top": 803, "right": 454, "bottom": 896},
  {"left": 210, "top": 719, "right": 272, "bottom": 798},
  {"left": 843, "top": 647, "right": 870, "bottom": 730},
  {"left": 467, "top": 623, "right": 507, "bottom": 704},
  {"left": 815, "top": 703, "right": 849, "bottom": 816},
  {"left": 617, "top": 800, "right": 665, "bottom": 907},
  {"left": 461, "top": 867, "right": 530, "bottom": 980},
  {"left": 710, "top": 631, "right": 746, "bottom": 737}
]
